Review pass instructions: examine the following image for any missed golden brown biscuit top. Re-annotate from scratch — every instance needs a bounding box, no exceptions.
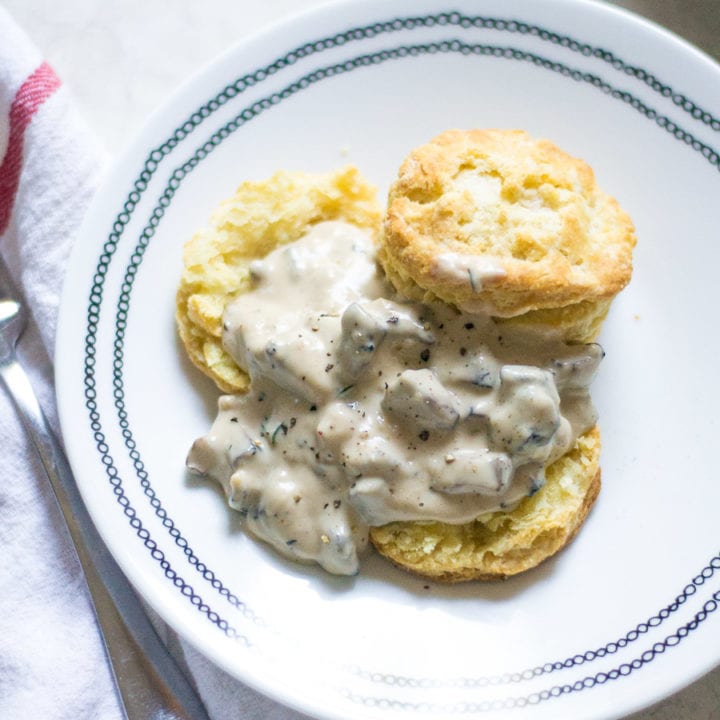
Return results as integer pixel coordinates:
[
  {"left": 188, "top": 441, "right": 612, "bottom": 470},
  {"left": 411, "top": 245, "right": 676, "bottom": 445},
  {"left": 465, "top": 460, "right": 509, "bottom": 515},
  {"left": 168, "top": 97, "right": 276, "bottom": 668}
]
[{"left": 381, "top": 129, "right": 636, "bottom": 317}]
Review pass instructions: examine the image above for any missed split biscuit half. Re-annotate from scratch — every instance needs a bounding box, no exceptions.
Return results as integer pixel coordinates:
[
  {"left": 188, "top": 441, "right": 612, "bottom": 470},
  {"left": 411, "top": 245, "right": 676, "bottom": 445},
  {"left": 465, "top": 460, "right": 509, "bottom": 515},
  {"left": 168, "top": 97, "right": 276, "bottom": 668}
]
[
  {"left": 370, "top": 426, "right": 601, "bottom": 582},
  {"left": 380, "top": 128, "right": 636, "bottom": 341},
  {"left": 176, "top": 166, "right": 382, "bottom": 392}
]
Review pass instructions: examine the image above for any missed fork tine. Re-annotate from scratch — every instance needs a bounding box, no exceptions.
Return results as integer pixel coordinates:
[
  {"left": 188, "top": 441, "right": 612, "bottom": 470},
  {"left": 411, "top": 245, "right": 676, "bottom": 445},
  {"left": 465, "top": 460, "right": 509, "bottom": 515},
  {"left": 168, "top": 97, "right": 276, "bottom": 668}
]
[
  {"left": 0, "top": 253, "right": 27, "bottom": 354},
  {"left": 0, "top": 251, "right": 18, "bottom": 296}
]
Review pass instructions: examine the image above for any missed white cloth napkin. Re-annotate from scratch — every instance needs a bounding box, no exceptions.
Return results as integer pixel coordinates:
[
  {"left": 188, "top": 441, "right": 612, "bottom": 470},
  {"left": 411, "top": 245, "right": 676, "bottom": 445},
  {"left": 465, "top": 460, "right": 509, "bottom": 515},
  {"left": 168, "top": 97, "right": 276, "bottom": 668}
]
[{"left": 0, "top": 7, "right": 308, "bottom": 719}]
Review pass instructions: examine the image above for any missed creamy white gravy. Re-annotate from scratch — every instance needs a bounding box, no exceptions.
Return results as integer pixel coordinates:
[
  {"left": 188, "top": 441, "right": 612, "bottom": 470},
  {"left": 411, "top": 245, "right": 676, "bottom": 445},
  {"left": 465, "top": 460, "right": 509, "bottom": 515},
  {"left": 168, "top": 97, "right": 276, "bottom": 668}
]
[
  {"left": 431, "top": 252, "right": 508, "bottom": 314},
  {"left": 187, "top": 221, "right": 602, "bottom": 575}
]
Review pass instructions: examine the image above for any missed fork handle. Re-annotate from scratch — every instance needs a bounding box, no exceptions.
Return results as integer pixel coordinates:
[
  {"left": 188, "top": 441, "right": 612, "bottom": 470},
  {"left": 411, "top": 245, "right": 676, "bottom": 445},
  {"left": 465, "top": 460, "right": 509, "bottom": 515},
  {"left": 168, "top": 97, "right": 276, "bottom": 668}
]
[{"left": 1, "top": 358, "right": 211, "bottom": 720}]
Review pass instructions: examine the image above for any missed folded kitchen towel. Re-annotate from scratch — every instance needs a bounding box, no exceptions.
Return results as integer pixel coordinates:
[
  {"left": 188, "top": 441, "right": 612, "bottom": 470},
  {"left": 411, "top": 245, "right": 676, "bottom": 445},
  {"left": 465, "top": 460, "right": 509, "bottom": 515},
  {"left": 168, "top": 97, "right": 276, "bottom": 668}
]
[{"left": 0, "top": 6, "right": 308, "bottom": 719}]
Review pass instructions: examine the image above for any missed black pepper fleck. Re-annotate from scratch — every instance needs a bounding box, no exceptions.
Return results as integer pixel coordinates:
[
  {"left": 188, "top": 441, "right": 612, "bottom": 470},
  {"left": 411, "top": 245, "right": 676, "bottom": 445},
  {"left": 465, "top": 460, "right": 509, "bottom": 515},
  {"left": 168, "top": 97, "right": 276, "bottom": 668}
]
[{"left": 418, "top": 430, "right": 430, "bottom": 441}]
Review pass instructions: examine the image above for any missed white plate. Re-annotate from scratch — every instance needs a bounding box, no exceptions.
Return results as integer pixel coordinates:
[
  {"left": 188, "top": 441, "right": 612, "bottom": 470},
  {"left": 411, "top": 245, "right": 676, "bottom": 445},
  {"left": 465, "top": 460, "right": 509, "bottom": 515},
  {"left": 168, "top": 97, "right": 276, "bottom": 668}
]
[{"left": 55, "top": 1, "right": 720, "bottom": 718}]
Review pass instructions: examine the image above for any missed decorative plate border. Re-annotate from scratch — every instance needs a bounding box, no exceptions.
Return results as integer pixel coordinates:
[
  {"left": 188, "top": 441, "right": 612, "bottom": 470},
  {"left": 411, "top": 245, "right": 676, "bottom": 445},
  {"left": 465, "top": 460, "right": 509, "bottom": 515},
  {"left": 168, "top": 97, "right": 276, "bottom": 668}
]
[{"left": 78, "top": 9, "right": 720, "bottom": 714}]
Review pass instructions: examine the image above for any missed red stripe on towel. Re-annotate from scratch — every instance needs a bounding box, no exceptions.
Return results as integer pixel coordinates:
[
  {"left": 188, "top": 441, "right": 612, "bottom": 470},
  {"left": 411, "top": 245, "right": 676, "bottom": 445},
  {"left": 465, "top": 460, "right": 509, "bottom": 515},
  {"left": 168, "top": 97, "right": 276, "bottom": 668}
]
[{"left": 0, "top": 62, "right": 61, "bottom": 235}]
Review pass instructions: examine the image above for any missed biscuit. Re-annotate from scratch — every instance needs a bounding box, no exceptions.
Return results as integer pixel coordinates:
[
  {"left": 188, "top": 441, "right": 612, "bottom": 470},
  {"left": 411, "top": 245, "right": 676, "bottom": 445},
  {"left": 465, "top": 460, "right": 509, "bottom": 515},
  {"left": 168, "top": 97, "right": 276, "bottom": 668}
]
[
  {"left": 369, "top": 426, "right": 601, "bottom": 582},
  {"left": 178, "top": 149, "right": 622, "bottom": 582},
  {"left": 369, "top": 129, "right": 632, "bottom": 580},
  {"left": 380, "top": 129, "right": 636, "bottom": 334},
  {"left": 176, "top": 166, "right": 382, "bottom": 392}
]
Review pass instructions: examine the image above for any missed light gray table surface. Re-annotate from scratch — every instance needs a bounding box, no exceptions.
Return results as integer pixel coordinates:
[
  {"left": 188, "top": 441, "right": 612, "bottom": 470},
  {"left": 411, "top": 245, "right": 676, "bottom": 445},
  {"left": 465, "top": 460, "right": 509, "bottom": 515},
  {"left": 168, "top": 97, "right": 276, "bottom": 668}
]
[{"left": 2, "top": 1, "right": 718, "bottom": 718}]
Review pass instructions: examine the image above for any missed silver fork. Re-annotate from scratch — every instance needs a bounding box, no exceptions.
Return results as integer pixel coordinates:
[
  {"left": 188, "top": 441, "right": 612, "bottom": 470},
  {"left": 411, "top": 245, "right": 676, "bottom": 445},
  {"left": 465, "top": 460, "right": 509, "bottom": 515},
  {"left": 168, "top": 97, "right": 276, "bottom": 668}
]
[{"left": 0, "top": 252, "right": 211, "bottom": 720}]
